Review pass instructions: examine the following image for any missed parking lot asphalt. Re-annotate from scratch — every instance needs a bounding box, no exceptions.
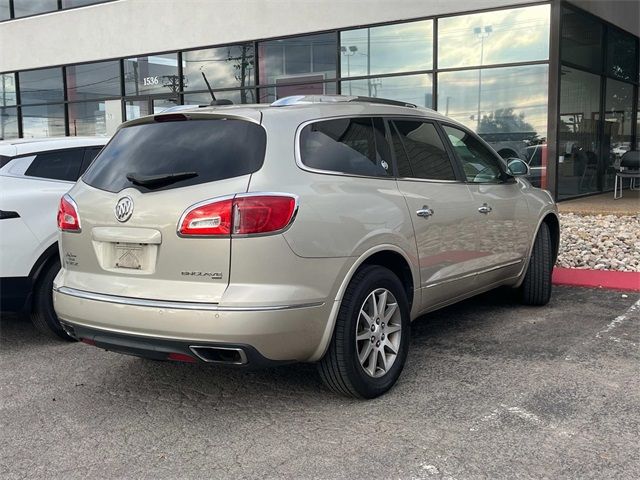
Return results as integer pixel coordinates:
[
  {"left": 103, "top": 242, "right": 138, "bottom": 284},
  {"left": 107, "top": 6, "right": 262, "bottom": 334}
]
[{"left": 1, "top": 286, "right": 639, "bottom": 480}]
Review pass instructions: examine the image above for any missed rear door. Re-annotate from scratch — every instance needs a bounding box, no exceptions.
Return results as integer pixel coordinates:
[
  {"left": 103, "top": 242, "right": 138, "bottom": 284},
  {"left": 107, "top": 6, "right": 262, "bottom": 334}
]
[
  {"left": 389, "top": 118, "right": 479, "bottom": 310},
  {"left": 441, "top": 124, "right": 530, "bottom": 284},
  {"left": 61, "top": 115, "right": 266, "bottom": 303}
]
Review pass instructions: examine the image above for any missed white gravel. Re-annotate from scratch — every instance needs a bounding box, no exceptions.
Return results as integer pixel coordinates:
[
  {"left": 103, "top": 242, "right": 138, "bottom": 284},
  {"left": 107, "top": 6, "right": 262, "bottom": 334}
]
[{"left": 557, "top": 213, "right": 640, "bottom": 272}]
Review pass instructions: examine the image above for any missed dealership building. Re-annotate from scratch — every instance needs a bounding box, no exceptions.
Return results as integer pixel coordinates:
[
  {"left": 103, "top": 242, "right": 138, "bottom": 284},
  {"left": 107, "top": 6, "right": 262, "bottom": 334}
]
[{"left": 0, "top": 0, "right": 638, "bottom": 200}]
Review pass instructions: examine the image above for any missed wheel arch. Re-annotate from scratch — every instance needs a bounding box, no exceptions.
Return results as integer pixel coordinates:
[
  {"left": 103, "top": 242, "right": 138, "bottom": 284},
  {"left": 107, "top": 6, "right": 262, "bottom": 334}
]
[
  {"left": 514, "top": 210, "right": 560, "bottom": 288},
  {"left": 28, "top": 242, "right": 60, "bottom": 287}
]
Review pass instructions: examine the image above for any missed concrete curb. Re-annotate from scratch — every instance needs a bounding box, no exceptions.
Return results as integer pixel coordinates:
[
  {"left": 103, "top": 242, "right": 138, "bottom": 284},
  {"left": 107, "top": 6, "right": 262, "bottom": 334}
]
[{"left": 553, "top": 267, "right": 640, "bottom": 292}]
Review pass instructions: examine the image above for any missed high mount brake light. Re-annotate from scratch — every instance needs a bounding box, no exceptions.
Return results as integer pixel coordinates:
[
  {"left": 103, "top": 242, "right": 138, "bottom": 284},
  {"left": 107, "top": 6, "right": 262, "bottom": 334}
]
[
  {"left": 57, "top": 194, "right": 81, "bottom": 232},
  {"left": 178, "top": 194, "right": 297, "bottom": 237}
]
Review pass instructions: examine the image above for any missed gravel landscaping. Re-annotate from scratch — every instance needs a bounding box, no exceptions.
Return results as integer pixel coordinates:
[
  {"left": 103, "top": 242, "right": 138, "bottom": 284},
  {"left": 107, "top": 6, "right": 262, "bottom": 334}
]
[{"left": 557, "top": 213, "right": 640, "bottom": 272}]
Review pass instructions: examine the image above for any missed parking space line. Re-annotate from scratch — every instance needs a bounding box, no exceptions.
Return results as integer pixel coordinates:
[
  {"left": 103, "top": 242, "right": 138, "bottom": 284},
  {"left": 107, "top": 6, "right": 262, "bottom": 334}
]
[{"left": 596, "top": 298, "right": 640, "bottom": 346}]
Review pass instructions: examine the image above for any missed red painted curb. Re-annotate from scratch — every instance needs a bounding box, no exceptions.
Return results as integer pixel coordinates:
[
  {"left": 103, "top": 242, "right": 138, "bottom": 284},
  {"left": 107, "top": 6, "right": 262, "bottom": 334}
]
[{"left": 553, "top": 267, "right": 640, "bottom": 292}]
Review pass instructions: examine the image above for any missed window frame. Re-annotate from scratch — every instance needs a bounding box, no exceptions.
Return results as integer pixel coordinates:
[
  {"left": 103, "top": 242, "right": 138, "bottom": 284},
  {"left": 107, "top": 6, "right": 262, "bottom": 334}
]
[
  {"left": 385, "top": 117, "right": 464, "bottom": 183},
  {"left": 439, "top": 122, "right": 515, "bottom": 185}
]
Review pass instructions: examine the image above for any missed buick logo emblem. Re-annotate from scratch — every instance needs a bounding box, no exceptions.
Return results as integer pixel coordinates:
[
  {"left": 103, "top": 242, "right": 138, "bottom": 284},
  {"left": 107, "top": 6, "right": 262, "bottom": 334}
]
[{"left": 115, "top": 196, "right": 134, "bottom": 223}]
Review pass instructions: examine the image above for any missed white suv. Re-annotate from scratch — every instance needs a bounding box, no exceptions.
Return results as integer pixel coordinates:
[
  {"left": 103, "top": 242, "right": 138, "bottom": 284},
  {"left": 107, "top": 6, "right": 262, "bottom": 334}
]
[
  {"left": 0, "top": 137, "right": 107, "bottom": 339},
  {"left": 54, "top": 96, "right": 559, "bottom": 397}
]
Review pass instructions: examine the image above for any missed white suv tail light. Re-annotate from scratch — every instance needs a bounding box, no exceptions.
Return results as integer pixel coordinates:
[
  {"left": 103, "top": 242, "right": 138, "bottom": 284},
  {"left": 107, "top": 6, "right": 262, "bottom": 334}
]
[
  {"left": 178, "top": 194, "right": 297, "bottom": 237},
  {"left": 57, "top": 194, "right": 81, "bottom": 232}
]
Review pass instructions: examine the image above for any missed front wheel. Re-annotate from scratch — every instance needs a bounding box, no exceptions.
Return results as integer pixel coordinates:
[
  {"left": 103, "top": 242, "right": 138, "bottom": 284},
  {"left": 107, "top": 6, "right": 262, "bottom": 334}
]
[
  {"left": 519, "top": 222, "right": 553, "bottom": 306},
  {"left": 30, "top": 259, "right": 76, "bottom": 341},
  {"left": 318, "top": 265, "right": 410, "bottom": 399}
]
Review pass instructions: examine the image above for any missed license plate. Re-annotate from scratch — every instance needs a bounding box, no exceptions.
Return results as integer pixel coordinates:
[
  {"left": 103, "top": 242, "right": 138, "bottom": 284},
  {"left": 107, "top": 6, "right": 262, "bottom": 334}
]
[{"left": 115, "top": 243, "right": 144, "bottom": 270}]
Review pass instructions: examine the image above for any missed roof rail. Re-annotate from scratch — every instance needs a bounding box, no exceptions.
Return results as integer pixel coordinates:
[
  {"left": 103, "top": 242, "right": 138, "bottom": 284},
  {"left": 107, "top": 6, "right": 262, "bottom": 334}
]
[{"left": 271, "top": 95, "right": 417, "bottom": 108}]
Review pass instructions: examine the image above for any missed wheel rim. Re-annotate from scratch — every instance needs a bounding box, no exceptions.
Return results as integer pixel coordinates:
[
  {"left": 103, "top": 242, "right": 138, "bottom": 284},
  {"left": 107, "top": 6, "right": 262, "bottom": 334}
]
[{"left": 355, "top": 288, "right": 402, "bottom": 378}]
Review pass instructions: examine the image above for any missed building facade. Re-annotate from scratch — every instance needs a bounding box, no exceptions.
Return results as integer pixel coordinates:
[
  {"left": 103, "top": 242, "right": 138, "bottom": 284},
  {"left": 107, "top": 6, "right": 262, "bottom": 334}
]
[{"left": 1, "top": 0, "right": 638, "bottom": 200}]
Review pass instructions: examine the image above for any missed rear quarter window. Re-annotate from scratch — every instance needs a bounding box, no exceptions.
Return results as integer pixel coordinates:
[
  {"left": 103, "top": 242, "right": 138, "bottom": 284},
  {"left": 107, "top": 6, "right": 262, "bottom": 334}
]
[{"left": 83, "top": 119, "right": 266, "bottom": 193}]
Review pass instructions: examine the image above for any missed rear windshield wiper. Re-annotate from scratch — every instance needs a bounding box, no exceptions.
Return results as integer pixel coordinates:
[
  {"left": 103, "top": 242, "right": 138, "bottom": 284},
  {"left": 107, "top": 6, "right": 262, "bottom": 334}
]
[{"left": 126, "top": 171, "right": 198, "bottom": 189}]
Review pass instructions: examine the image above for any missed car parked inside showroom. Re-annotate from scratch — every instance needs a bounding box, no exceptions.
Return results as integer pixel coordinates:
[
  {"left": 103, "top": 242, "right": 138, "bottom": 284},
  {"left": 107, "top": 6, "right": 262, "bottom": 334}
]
[
  {"left": 0, "top": 136, "right": 107, "bottom": 339},
  {"left": 53, "top": 95, "right": 559, "bottom": 397}
]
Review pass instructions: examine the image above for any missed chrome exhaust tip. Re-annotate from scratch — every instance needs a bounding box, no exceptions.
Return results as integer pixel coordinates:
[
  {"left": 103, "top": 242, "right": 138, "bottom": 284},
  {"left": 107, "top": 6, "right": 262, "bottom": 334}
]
[{"left": 189, "top": 346, "right": 248, "bottom": 365}]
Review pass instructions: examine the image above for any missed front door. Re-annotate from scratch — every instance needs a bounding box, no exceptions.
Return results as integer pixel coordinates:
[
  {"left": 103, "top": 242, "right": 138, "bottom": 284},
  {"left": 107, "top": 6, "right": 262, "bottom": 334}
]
[
  {"left": 441, "top": 124, "right": 530, "bottom": 285},
  {"left": 389, "top": 119, "right": 481, "bottom": 311}
]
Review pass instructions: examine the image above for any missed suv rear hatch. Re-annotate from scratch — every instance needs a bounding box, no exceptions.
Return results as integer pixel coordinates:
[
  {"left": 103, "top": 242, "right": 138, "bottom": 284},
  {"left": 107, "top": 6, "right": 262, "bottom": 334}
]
[{"left": 59, "top": 111, "right": 266, "bottom": 303}]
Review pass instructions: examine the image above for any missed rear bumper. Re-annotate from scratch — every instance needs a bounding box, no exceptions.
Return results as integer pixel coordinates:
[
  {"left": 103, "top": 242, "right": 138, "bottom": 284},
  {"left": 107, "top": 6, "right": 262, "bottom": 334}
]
[
  {"left": 0, "top": 277, "right": 31, "bottom": 312},
  {"left": 53, "top": 286, "right": 333, "bottom": 362}
]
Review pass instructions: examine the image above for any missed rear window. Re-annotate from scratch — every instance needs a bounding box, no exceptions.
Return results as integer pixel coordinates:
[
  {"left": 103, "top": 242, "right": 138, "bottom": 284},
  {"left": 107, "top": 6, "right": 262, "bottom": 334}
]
[{"left": 83, "top": 119, "right": 266, "bottom": 193}]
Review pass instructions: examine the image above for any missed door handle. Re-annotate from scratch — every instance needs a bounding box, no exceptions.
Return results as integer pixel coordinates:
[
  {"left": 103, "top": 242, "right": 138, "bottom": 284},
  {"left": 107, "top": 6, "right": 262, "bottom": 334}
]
[
  {"left": 478, "top": 203, "right": 492, "bottom": 214},
  {"left": 416, "top": 206, "right": 434, "bottom": 218}
]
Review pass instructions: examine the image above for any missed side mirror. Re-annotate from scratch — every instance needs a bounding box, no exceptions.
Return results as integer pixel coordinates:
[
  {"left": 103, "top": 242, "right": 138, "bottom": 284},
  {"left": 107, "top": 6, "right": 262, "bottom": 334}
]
[{"left": 507, "top": 158, "right": 530, "bottom": 176}]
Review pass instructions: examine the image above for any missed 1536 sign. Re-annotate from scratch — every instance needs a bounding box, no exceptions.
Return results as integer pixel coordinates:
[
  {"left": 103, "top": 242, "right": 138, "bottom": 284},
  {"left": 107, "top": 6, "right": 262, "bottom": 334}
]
[{"left": 142, "top": 76, "right": 159, "bottom": 86}]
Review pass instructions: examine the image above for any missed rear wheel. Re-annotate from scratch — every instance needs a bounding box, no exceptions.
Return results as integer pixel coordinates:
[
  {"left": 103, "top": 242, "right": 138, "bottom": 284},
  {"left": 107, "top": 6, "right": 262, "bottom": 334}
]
[
  {"left": 520, "top": 222, "right": 553, "bottom": 306},
  {"left": 30, "top": 259, "right": 75, "bottom": 341},
  {"left": 318, "top": 265, "right": 410, "bottom": 399}
]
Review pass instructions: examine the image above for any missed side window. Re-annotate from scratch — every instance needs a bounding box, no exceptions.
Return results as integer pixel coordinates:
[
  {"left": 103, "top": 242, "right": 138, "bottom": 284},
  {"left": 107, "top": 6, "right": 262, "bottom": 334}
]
[
  {"left": 24, "top": 149, "right": 84, "bottom": 182},
  {"left": 299, "top": 117, "right": 392, "bottom": 177},
  {"left": 390, "top": 120, "right": 457, "bottom": 181},
  {"left": 79, "top": 147, "right": 103, "bottom": 177},
  {"left": 443, "top": 125, "right": 505, "bottom": 183}
]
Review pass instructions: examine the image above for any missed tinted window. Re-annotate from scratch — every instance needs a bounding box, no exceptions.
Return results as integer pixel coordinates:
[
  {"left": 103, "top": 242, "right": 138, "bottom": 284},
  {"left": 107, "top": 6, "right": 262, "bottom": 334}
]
[
  {"left": 83, "top": 119, "right": 266, "bottom": 193},
  {"left": 443, "top": 125, "right": 505, "bottom": 183},
  {"left": 24, "top": 149, "right": 84, "bottom": 182},
  {"left": 391, "top": 120, "right": 456, "bottom": 181},
  {"left": 300, "top": 117, "right": 392, "bottom": 177},
  {"left": 79, "top": 147, "right": 103, "bottom": 176}
]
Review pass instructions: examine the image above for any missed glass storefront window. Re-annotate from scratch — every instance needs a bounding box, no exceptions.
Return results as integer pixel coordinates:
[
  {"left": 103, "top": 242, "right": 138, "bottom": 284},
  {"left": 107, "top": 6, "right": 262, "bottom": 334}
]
[
  {"left": 341, "top": 73, "right": 433, "bottom": 107},
  {"left": 258, "top": 82, "right": 336, "bottom": 104},
  {"left": 13, "top": 0, "right": 58, "bottom": 18},
  {"left": 0, "top": 107, "right": 19, "bottom": 140},
  {"left": 18, "top": 67, "right": 65, "bottom": 104},
  {"left": 183, "top": 44, "right": 254, "bottom": 91},
  {"left": 561, "top": 8, "right": 603, "bottom": 72},
  {"left": 68, "top": 99, "right": 121, "bottom": 136},
  {"left": 183, "top": 89, "right": 255, "bottom": 106},
  {"left": 258, "top": 33, "right": 336, "bottom": 86},
  {"left": 123, "top": 54, "right": 179, "bottom": 96},
  {"left": 603, "top": 79, "right": 634, "bottom": 190},
  {"left": 62, "top": 0, "right": 109, "bottom": 7},
  {"left": 438, "top": 65, "right": 548, "bottom": 186},
  {"left": 438, "top": 4, "right": 550, "bottom": 69},
  {"left": 606, "top": 28, "right": 638, "bottom": 82},
  {"left": 340, "top": 20, "right": 433, "bottom": 77},
  {"left": 1, "top": 73, "right": 17, "bottom": 106},
  {"left": 1, "top": 0, "right": 10, "bottom": 21},
  {"left": 557, "top": 68, "right": 601, "bottom": 199},
  {"left": 21, "top": 104, "right": 65, "bottom": 138},
  {"left": 66, "top": 61, "right": 121, "bottom": 101}
]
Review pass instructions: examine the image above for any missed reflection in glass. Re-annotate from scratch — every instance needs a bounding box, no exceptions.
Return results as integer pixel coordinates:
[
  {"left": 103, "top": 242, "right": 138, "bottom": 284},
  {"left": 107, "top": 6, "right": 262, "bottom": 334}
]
[
  {"left": 66, "top": 61, "right": 121, "bottom": 101},
  {"left": 68, "top": 100, "right": 122, "bottom": 136},
  {"left": 152, "top": 97, "right": 179, "bottom": 114},
  {"left": 607, "top": 28, "right": 638, "bottom": 82},
  {"left": 21, "top": 104, "right": 66, "bottom": 138},
  {"left": 62, "top": 0, "right": 108, "bottom": 7},
  {"left": 557, "top": 68, "right": 601, "bottom": 199},
  {"left": 183, "top": 45, "right": 254, "bottom": 91},
  {"left": 438, "top": 4, "right": 550, "bottom": 68},
  {"left": 0, "top": 107, "right": 19, "bottom": 140},
  {"left": 124, "top": 54, "right": 179, "bottom": 96},
  {"left": 183, "top": 89, "right": 255, "bottom": 106},
  {"left": 1, "top": 73, "right": 17, "bottom": 106},
  {"left": 340, "top": 20, "right": 433, "bottom": 77},
  {"left": 561, "top": 7, "right": 603, "bottom": 72},
  {"left": 438, "top": 65, "right": 548, "bottom": 186},
  {"left": 124, "top": 100, "right": 149, "bottom": 121},
  {"left": 258, "top": 82, "right": 336, "bottom": 103},
  {"left": 13, "top": 0, "right": 57, "bottom": 17},
  {"left": 18, "top": 68, "right": 65, "bottom": 104},
  {"left": 1, "top": 0, "right": 10, "bottom": 21},
  {"left": 341, "top": 74, "right": 433, "bottom": 107},
  {"left": 258, "top": 33, "right": 336, "bottom": 86},
  {"left": 604, "top": 79, "right": 634, "bottom": 190}
]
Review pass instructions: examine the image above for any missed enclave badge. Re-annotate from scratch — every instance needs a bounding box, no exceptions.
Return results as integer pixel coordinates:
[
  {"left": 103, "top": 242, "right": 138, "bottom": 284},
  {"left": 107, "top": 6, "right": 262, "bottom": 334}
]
[{"left": 115, "top": 196, "right": 134, "bottom": 223}]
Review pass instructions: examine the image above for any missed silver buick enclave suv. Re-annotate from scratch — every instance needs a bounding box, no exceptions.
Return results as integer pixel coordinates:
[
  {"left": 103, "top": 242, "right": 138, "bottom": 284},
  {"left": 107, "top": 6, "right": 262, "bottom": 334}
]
[{"left": 54, "top": 95, "right": 559, "bottom": 398}]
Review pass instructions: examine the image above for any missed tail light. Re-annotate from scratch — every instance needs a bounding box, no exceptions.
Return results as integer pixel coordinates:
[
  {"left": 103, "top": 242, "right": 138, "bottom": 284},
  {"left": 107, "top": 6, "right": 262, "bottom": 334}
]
[
  {"left": 57, "top": 194, "right": 81, "bottom": 232},
  {"left": 178, "top": 194, "right": 297, "bottom": 237}
]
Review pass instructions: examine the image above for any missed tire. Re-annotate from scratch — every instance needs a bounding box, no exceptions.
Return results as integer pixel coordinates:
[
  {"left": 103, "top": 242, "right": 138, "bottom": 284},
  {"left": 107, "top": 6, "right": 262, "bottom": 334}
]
[
  {"left": 30, "top": 259, "right": 76, "bottom": 341},
  {"left": 318, "top": 265, "right": 410, "bottom": 399},
  {"left": 520, "top": 222, "right": 553, "bottom": 306}
]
